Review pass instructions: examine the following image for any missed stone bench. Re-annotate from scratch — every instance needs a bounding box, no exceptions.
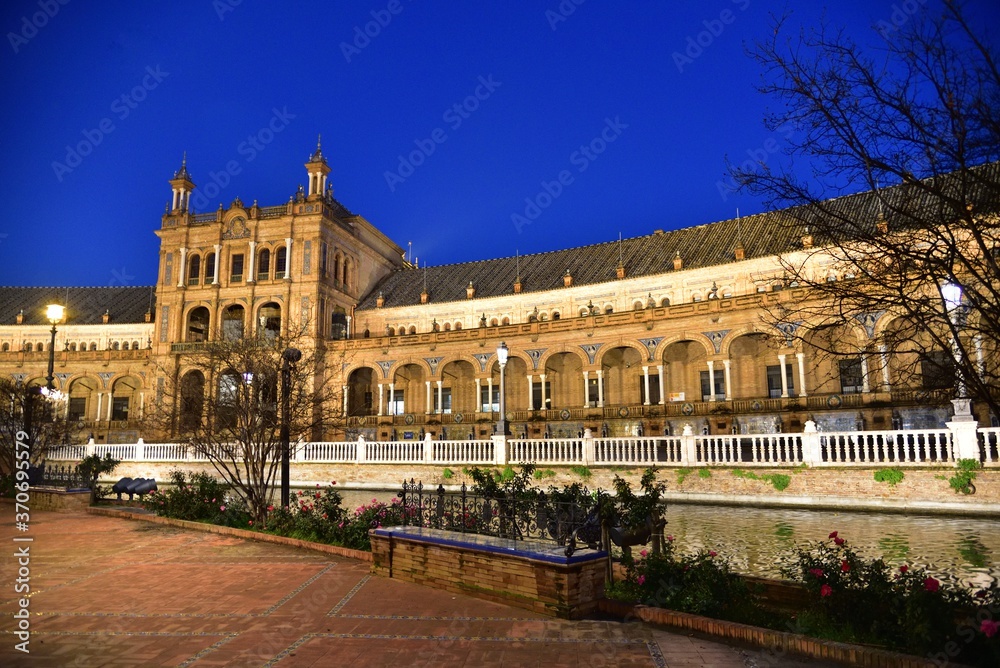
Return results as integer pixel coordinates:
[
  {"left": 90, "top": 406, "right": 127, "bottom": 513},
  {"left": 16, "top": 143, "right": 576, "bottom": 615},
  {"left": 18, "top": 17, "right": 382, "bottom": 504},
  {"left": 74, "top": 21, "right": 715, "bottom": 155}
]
[{"left": 370, "top": 526, "right": 607, "bottom": 619}]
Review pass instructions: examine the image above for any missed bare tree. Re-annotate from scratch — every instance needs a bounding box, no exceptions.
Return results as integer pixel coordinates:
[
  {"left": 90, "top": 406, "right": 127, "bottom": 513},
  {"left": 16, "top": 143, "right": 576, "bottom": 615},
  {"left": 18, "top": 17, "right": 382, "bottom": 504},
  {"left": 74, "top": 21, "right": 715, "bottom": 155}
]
[
  {"left": 730, "top": 1, "right": 1000, "bottom": 419},
  {"left": 145, "top": 332, "right": 344, "bottom": 524},
  {"left": 0, "top": 378, "right": 76, "bottom": 477}
]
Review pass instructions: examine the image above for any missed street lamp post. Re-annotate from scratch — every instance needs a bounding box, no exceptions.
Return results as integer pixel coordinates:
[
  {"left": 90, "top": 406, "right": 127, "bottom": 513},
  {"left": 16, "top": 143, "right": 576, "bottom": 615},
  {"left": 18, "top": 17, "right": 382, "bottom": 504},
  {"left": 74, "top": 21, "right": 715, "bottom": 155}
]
[
  {"left": 940, "top": 282, "right": 972, "bottom": 420},
  {"left": 496, "top": 342, "right": 509, "bottom": 436},
  {"left": 45, "top": 304, "right": 64, "bottom": 392},
  {"left": 280, "top": 347, "right": 302, "bottom": 508}
]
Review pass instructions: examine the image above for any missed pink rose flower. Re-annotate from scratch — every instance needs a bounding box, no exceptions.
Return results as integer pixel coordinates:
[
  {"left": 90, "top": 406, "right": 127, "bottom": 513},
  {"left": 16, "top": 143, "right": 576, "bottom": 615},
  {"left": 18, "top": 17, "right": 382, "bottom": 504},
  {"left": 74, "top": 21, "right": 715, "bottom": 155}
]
[
  {"left": 899, "top": 565, "right": 908, "bottom": 573},
  {"left": 834, "top": 537, "right": 845, "bottom": 546},
  {"left": 666, "top": 535, "right": 674, "bottom": 542},
  {"left": 820, "top": 584, "right": 833, "bottom": 597},
  {"left": 828, "top": 531, "right": 838, "bottom": 539},
  {"left": 841, "top": 560, "right": 850, "bottom": 572},
  {"left": 809, "top": 568, "right": 824, "bottom": 579},
  {"left": 637, "top": 575, "right": 646, "bottom": 586},
  {"left": 640, "top": 549, "right": 648, "bottom": 557},
  {"left": 219, "top": 505, "right": 226, "bottom": 511},
  {"left": 981, "top": 619, "right": 999, "bottom": 638},
  {"left": 924, "top": 577, "right": 940, "bottom": 592},
  {"left": 708, "top": 551, "right": 717, "bottom": 557}
]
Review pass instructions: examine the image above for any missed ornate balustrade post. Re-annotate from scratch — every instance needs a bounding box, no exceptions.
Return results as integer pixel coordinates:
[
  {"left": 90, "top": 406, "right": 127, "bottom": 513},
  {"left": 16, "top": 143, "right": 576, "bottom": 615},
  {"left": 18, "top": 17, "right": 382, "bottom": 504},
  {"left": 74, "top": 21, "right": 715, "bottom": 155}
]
[
  {"left": 947, "top": 399, "right": 980, "bottom": 464},
  {"left": 582, "top": 427, "right": 595, "bottom": 466},
  {"left": 356, "top": 435, "right": 367, "bottom": 464},
  {"left": 680, "top": 423, "right": 697, "bottom": 465},
  {"left": 492, "top": 434, "right": 508, "bottom": 466},
  {"left": 801, "top": 420, "right": 822, "bottom": 466},
  {"left": 423, "top": 432, "right": 434, "bottom": 464}
]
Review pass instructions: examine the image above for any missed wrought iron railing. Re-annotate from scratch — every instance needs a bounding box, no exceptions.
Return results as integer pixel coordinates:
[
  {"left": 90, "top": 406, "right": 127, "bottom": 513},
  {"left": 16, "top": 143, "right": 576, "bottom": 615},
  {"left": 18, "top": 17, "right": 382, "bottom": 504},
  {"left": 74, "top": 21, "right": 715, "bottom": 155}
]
[{"left": 398, "top": 479, "right": 602, "bottom": 557}]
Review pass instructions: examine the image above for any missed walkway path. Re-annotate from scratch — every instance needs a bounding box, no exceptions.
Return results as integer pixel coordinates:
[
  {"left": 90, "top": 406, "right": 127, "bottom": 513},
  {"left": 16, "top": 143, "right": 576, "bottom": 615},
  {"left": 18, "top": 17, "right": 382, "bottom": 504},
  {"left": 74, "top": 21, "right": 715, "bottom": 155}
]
[{"left": 1, "top": 510, "right": 834, "bottom": 667}]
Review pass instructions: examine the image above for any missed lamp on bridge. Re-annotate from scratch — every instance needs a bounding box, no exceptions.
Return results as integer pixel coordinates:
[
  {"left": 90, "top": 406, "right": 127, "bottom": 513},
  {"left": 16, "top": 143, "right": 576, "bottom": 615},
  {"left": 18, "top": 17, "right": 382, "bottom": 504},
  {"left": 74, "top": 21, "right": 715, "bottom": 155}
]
[
  {"left": 44, "top": 304, "right": 65, "bottom": 394},
  {"left": 940, "top": 282, "right": 972, "bottom": 421},
  {"left": 496, "top": 341, "right": 510, "bottom": 436}
]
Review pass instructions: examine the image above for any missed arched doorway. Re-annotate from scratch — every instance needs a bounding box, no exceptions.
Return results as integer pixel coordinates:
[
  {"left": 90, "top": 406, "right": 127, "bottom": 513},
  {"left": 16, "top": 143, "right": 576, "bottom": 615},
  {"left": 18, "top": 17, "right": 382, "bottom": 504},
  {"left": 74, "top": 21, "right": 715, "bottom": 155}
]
[
  {"left": 347, "top": 367, "right": 376, "bottom": 416},
  {"left": 258, "top": 302, "right": 281, "bottom": 341},
  {"left": 179, "top": 370, "right": 205, "bottom": 432},
  {"left": 223, "top": 305, "right": 245, "bottom": 341}
]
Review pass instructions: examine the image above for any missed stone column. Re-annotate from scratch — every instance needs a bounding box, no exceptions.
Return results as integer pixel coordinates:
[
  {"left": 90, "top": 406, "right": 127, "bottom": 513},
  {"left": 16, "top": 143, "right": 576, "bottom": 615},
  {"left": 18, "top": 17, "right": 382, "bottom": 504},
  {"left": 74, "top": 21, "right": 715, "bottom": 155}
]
[
  {"left": 95, "top": 393, "right": 103, "bottom": 421},
  {"left": 777, "top": 354, "right": 789, "bottom": 398},
  {"left": 475, "top": 378, "right": 482, "bottom": 412},
  {"left": 722, "top": 359, "right": 732, "bottom": 400},
  {"left": 177, "top": 247, "right": 187, "bottom": 287},
  {"left": 879, "top": 343, "right": 891, "bottom": 391},
  {"left": 596, "top": 370, "right": 604, "bottom": 407},
  {"left": 342, "top": 385, "right": 348, "bottom": 417},
  {"left": 527, "top": 375, "right": 534, "bottom": 410},
  {"left": 861, "top": 354, "right": 870, "bottom": 393},
  {"left": 247, "top": 241, "right": 256, "bottom": 283},
  {"left": 582, "top": 370, "right": 590, "bottom": 408},
  {"left": 657, "top": 364, "right": 665, "bottom": 405},
  {"left": 377, "top": 384, "right": 384, "bottom": 416},
  {"left": 643, "top": 366, "right": 651, "bottom": 405},
  {"left": 540, "top": 373, "right": 548, "bottom": 410},
  {"left": 388, "top": 383, "right": 395, "bottom": 415},
  {"left": 436, "top": 380, "right": 443, "bottom": 415},
  {"left": 212, "top": 244, "right": 221, "bottom": 284},
  {"left": 487, "top": 377, "right": 494, "bottom": 411},
  {"left": 707, "top": 360, "right": 716, "bottom": 402},
  {"left": 796, "top": 352, "right": 807, "bottom": 397},
  {"left": 425, "top": 381, "right": 432, "bottom": 415},
  {"left": 284, "top": 238, "right": 293, "bottom": 279}
]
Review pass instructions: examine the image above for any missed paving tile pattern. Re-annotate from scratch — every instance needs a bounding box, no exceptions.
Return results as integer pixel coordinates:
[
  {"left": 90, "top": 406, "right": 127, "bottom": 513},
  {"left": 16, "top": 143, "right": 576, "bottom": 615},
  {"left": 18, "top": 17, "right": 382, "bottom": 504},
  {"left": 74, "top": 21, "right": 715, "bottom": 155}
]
[{"left": 1, "top": 511, "right": 831, "bottom": 667}]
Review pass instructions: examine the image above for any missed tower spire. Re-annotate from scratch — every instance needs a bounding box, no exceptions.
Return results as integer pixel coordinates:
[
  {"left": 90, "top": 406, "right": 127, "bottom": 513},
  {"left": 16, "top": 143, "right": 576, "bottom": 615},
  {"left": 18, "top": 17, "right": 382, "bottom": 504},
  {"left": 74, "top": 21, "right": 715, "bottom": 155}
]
[{"left": 305, "top": 135, "right": 331, "bottom": 198}]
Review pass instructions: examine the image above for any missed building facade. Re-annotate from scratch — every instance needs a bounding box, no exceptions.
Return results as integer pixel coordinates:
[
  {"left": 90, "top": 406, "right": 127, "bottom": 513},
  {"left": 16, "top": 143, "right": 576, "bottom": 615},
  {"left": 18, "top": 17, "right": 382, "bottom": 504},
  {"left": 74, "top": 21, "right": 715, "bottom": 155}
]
[{"left": 0, "top": 145, "right": 989, "bottom": 444}]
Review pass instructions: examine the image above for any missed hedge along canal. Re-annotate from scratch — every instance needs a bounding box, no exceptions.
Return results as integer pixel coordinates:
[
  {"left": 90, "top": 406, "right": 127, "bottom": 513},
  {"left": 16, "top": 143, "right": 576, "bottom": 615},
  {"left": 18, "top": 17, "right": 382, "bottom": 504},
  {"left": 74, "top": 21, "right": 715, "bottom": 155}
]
[{"left": 330, "top": 486, "right": 999, "bottom": 589}]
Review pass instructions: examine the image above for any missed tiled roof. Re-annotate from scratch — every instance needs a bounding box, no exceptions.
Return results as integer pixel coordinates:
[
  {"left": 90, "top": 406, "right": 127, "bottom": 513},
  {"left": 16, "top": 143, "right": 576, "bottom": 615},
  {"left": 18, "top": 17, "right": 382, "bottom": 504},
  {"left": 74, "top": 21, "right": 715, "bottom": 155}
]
[
  {"left": 357, "top": 162, "right": 1000, "bottom": 310},
  {"left": 0, "top": 287, "right": 156, "bottom": 325}
]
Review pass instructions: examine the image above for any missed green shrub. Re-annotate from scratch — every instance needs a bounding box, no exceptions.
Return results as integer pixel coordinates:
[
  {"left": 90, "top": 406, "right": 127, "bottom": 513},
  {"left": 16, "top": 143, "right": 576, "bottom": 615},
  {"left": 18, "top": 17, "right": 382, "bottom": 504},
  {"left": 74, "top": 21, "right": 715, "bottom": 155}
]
[
  {"left": 142, "top": 470, "right": 233, "bottom": 521},
  {"left": 532, "top": 468, "right": 556, "bottom": 480},
  {"left": 874, "top": 468, "right": 905, "bottom": 486},
  {"left": 675, "top": 467, "right": 692, "bottom": 485},
  {"left": 442, "top": 468, "right": 454, "bottom": 479},
  {"left": 731, "top": 468, "right": 790, "bottom": 491},
  {"left": 949, "top": 459, "right": 980, "bottom": 495},
  {"left": 570, "top": 465, "right": 592, "bottom": 479},
  {"left": 697, "top": 468, "right": 712, "bottom": 479}
]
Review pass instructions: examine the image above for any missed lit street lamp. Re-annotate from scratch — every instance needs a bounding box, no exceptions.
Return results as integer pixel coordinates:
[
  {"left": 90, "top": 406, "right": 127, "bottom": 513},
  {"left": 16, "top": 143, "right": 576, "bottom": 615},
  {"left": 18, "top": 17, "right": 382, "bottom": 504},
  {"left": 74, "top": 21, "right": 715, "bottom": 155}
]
[
  {"left": 496, "top": 341, "right": 510, "bottom": 436},
  {"left": 280, "top": 347, "right": 302, "bottom": 508},
  {"left": 45, "top": 304, "right": 64, "bottom": 392}
]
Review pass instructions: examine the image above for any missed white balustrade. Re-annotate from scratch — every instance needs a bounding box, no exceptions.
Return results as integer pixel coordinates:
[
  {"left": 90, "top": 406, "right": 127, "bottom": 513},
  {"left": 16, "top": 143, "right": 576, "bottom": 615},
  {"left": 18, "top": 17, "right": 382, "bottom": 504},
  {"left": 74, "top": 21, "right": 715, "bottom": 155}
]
[
  {"left": 817, "top": 429, "right": 953, "bottom": 466},
  {"left": 42, "top": 424, "right": 984, "bottom": 469},
  {"left": 978, "top": 427, "right": 999, "bottom": 466}
]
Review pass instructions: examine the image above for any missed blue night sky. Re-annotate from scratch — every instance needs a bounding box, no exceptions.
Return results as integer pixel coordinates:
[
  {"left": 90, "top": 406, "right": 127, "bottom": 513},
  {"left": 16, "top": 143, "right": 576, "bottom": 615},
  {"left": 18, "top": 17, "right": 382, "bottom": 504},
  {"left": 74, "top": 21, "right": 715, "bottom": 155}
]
[{"left": 1, "top": 0, "right": 997, "bottom": 288}]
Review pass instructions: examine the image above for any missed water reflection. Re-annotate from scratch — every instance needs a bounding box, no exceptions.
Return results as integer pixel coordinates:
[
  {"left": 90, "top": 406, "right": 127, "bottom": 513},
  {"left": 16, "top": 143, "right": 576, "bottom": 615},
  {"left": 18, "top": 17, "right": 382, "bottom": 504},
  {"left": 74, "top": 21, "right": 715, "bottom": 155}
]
[{"left": 335, "top": 488, "right": 998, "bottom": 589}]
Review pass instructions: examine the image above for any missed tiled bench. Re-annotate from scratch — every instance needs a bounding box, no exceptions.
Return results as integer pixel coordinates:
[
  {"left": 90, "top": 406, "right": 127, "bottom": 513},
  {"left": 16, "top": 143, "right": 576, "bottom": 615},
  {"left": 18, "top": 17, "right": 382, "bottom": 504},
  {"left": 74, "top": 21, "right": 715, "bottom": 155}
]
[{"left": 370, "top": 526, "right": 608, "bottom": 619}]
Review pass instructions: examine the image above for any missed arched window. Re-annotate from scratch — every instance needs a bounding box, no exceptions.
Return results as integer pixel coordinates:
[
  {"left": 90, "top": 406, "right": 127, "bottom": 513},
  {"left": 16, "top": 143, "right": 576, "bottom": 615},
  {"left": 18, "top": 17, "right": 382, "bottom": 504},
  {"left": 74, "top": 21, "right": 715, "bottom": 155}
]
[
  {"left": 36, "top": 343, "right": 45, "bottom": 352},
  {"left": 132, "top": 341, "right": 140, "bottom": 349},
  {"left": 330, "top": 308, "right": 348, "bottom": 340},
  {"left": 111, "top": 341, "right": 120, "bottom": 350},
  {"left": 333, "top": 254, "right": 341, "bottom": 284},
  {"left": 501, "top": 317, "right": 510, "bottom": 325},
  {"left": 89, "top": 342, "right": 98, "bottom": 351},
  {"left": 343, "top": 259, "right": 351, "bottom": 291},
  {"left": 454, "top": 322, "right": 462, "bottom": 330},
  {"left": 187, "top": 307, "right": 210, "bottom": 342},
  {"left": 604, "top": 305, "right": 614, "bottom": 314},
  {"left": 387, "top": 327, "right": 395, "bottom": 336},
  {"left": 363, "top": 328, "right": 371, "bottom": 338},
  {"left": 122, "top": 342, "right": 130, "bottom": 350},
  {"left": 204, "top": 253, "right": 216, "bottom": 283},
  {"left": 275, "top": 247, "right": 287, "bottom": 278},
  {"left": 223, "top": 305, "right": 245, "bottom": 341},
  {"left": 408, "top": 325, "right": 416, "bottom": 335},
  {"left": 551, "top": 312, "right": 560, "bottom": 321},
  {"left": 188, "top": 254, "right": 201, "bottom": 285},
  {"left": 179, "top": 371, "right": 205, "bottom": 432},
  {"left": 1, "top": 342, "right": 8, "bottom": 352},
  {"left": 443, "top": 322, "right": 451, "bottom": 331},
  {"left": 257, "top": 248, "right": 271, "bottom": 281},
  {"left": 258, "top": 303, "right": 281, "bottom": 341}
]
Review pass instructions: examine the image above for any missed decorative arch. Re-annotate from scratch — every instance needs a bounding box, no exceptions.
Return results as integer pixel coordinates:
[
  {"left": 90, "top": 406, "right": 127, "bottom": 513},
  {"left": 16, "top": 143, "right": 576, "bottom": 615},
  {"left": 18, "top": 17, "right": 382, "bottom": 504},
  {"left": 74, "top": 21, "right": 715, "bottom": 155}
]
[{"left": 595, "top": 340, "right": 650, "bottom": 367}]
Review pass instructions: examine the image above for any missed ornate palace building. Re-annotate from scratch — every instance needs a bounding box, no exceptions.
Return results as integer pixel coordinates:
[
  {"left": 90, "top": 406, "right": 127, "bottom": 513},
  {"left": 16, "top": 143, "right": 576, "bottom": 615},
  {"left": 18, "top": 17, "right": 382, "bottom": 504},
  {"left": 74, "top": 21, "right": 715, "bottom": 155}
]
[{"left": 1, "top": 144, "right": 993, "bottom": 444}]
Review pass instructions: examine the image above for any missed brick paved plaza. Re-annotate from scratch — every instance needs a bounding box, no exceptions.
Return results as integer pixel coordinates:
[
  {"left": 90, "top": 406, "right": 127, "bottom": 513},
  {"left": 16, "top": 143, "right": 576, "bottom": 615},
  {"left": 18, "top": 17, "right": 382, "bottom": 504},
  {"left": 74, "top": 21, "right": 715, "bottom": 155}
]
[{"left": 1, "top": 510, "right": 832, "bottom": 667}]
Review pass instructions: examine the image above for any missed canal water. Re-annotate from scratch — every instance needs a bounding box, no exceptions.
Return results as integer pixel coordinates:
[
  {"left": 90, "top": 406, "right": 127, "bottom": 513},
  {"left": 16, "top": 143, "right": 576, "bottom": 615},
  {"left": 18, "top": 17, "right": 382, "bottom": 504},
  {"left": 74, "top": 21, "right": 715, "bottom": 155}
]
[{"left": 334, "top": 487, "right": 999, "bottom": 590}]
